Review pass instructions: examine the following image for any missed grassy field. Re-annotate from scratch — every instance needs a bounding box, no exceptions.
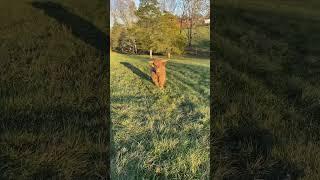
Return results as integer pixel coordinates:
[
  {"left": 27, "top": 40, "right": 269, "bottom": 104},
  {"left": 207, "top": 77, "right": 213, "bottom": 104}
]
[
  {"left": 110, "top": 52, "right": 210, "bottom": 179},
  {"left": 0, "top": 0, "right": 109, "bottom": 178},
  {"left": 184, "top": 25, "right": 210, "bottom": 57},
  {"left": 192, "top": 25, "right": 210, "bottom": 54},
  {"left": 3, "top": 0, "right": 320, "bottom": 179},
  {"left": 213, "top": 0, "right": 320, "bottom": 179}
]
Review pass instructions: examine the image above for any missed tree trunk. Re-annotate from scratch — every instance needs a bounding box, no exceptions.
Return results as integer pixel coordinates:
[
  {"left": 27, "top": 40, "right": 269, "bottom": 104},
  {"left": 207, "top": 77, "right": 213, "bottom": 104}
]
[
  {"left": 188, "top": 17, "right": 193, "bottom": 47},
  {"left": 168, "top": 52, "right": 171, "bottom": 59},
  {"left": 133, "top": 39, "right": 137, "bottom": 54},
  {"left": 150, "top": 49, "right": 153, "bottom": 58},
  {"left": 180, "top": 18, "right": 183, "bottom": 34}
]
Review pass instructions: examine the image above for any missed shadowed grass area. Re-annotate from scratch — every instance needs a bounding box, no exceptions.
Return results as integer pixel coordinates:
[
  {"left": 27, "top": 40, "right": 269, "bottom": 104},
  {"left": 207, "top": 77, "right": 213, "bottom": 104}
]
[
  {"left": 212, "top": 0, "right": 320, "bottom": 179},
  {"left": 111, "top": 52, "right": 210, "bottom": 179},
  {"left": 0, "top": 0, "right": 109, "bottom": 178},
  {"left": 120, "top": 62, "right": 151, "bottom": 82}
]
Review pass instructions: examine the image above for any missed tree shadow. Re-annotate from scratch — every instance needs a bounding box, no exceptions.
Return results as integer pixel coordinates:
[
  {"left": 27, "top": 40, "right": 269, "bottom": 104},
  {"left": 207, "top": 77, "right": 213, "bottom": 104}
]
[
  {"left": 31, "top": 1, "right": 110, "bottom": 177},
  {"left": 120, "top": 62, "right": 151, "bottom": 82},
  {"left": 31, "top": 1, "right": 107, "bottom": 55}
]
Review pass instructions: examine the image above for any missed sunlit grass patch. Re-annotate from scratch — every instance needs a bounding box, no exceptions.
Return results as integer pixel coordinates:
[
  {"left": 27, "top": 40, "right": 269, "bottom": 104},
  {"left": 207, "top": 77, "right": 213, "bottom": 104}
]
[{"left": 111, "top": 52, "right": 210, "bottom": 179}]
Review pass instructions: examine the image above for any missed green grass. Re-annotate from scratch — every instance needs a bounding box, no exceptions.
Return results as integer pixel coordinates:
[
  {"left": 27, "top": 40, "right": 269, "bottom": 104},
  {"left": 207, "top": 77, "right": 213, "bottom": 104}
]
[
  {"left": 192, "top": 25, "right": 210, "bottom": 53},
  {"left": 213, "top": 0, "right": 320, "bottom": 179},
  {"left": 110, "top": 52, "right": 210, "bottom": 179},
  {"left": 0, "top": 0, "right": 108, "bottom": 178},
  {"left": 3, "top": 0, "right": 319, "bottom": 179},
  {"left": 183, "top": 25, "right": 210, "bottom": 57}
]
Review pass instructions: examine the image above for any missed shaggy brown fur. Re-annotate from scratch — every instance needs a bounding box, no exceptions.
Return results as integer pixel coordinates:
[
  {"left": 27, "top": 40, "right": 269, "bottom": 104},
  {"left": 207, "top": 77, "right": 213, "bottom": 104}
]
[{"left": 149, "top": 58, "right": 168, "bottom": 89}]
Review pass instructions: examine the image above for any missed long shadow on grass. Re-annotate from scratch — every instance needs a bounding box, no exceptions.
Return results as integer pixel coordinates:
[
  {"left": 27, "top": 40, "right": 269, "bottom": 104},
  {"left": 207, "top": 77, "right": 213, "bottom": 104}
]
[
  {"left": 120, "top": 62, "right": 151, "bottom": 82},
  {"left": 30, "top": 1, "right": 109, "bottom": 116},
  {"left": 31, "top": 1, "right": 107, "bottom": 54},
  {"left": 30, "top": 1, "right": 109, "bottom": 177}
]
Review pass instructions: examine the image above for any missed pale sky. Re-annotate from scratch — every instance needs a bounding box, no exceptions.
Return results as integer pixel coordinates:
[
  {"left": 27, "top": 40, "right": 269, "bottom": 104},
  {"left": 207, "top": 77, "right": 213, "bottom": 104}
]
[
  {"left": 111, "top": 0, "right": 139, "bottom": 26},
  {"left": 111, "top": 0, "right": 208, "bottom": 26},
  {"left": 135, "top": 0, "right": 140, "bottom": 6},
  {"left": 111, "top": 0, "right": 181, "bottom": 26}
]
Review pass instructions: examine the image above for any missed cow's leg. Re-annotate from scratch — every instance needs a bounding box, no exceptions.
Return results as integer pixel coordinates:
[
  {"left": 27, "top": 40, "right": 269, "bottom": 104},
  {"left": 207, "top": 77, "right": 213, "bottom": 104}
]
[
  {"left": 158, "top": 73, "right": 166, "bottom": 89},
  {"left": 151, "top": 72, "right": 160, "bottom": 87}
]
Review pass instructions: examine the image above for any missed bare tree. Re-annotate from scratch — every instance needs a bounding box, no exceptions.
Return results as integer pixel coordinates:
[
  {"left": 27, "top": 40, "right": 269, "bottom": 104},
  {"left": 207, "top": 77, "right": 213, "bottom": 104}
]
[
  {"left": 158, "top": 0, "right": 178, "bottom": 13},
  {"left": 179, "top": 0, "right": 209, "bottom": 47},
  {"left": 111, "top": 6, "right": 119, "bottom": 25},
  {"left": 111, "top": 0, "right": 137, "bottom": 27},
  {"left": 177, "top": 1, "right": 187, "bottom": 34}
]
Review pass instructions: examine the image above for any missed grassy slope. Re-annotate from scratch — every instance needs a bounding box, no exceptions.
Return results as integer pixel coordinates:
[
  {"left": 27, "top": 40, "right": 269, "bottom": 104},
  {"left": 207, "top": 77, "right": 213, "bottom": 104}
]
[
  {"left": 213, "top": 0, "right": 320, "bottom": 179},
  {"left": 0, "top": 0, "right": 108, "bottom": 178},
  {"left": 193, "top": 25, "right": 210, "bottom": 53},
  {"left": 110, "top": 52, "right": 210, "bottom": 179},
  {"left": 183, "top": 25, "right": 210, "bottom": 56}
]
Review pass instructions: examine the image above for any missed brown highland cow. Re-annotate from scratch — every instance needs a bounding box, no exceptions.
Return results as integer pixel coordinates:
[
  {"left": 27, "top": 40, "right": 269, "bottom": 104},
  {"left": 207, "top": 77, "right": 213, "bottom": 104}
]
[{"left": 149, "top": 58, "right": 168, "bottom": 89}]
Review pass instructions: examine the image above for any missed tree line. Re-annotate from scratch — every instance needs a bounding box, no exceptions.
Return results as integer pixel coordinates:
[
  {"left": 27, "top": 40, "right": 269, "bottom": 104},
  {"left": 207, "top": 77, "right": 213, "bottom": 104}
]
[{"left": 111, "top": 0, "right": 209, "bottom": 58}]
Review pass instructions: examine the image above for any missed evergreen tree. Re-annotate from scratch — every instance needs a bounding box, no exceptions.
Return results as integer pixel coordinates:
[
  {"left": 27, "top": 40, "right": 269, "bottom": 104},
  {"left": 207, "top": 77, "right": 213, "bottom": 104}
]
[
  {"left": 151, "top": 12, "right": 186, "bottom": 55},
  {"left": 135, "top": 5, "right": 186, "bottom": 56},
  {"left": 112, "top": 0, "right": 187, "bottom": 57},
  {"left": 134, "top": 3, "right": 162, "bottom": 57}
]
